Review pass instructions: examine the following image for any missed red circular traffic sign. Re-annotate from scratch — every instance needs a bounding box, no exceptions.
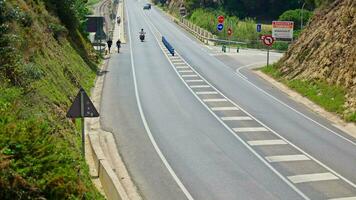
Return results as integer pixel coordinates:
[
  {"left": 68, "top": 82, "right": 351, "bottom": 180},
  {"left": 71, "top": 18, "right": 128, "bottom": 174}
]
[
  {"left": 227, "top": 28, "right": 232, "bottom": 36},
  {"left": 262, "top": 35, "right": 275, "bottom": 46},
  {"left": 218, "top": 15, "right": 224, "bottom": 24}
]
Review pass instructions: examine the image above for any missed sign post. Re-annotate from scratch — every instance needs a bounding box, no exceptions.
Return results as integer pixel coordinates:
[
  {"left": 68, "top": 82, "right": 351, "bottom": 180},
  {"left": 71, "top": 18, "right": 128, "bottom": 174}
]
[
  {"left": 67, "top": 88, "right": 99, "bottom": 157},
  {"left": 261, "top": 35, "right": 275, "bottom": 66},
  {"left": 227, "top": 27, "right": 232, "bottom": 52}
]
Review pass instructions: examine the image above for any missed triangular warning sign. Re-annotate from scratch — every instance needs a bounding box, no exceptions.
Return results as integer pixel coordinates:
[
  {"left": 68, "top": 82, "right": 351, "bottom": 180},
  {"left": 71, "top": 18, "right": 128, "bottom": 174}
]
[{"left": 66, "top": 88, "right": 99, "bottom": 118}]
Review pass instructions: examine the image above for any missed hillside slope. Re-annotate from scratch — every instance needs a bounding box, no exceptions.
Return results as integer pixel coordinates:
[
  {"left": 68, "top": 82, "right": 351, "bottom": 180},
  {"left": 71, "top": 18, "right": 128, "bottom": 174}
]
[
  {"left": 0, "top": 0, "right": 104, "bottom": 199},
  {"left": 277, "top": 0, "right": 355, "bottom": 119}
]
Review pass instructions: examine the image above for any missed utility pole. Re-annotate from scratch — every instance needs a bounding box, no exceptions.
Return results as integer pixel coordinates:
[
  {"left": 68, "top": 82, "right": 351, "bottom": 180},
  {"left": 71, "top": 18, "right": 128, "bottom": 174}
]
[{"left": 301, "top": 2, "right": 306, "bottom": 29}]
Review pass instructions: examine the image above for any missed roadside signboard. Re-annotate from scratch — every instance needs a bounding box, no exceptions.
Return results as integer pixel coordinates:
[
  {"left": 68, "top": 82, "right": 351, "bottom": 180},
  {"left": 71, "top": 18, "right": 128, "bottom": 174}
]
[
  {"left": 256, "top": 24, "right": 262, "bottom": 32},
  {"left": 218, "top": 15, "right": 224, "bottom": 24},
  {"left": 227, "top": 28, "right": 232, "bottom": 36},
  {"left": 272, "top": 21, "right": 294, "bottom": 39},
  {"left": 86, "top": 16, "right": 104, "bottom": 33},
  {"left": 217, "top": 23, "right": 224, "bottom": 31}
]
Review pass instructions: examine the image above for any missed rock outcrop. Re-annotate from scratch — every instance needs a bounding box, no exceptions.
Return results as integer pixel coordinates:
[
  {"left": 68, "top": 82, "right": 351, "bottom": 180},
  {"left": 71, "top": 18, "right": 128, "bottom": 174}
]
[{"left": 278, "top": 0, "right": 355, "bottom": 116}]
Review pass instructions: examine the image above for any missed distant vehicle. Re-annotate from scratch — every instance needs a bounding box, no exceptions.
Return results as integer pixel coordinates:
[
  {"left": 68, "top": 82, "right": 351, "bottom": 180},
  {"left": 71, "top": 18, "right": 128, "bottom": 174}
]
[{"left": 143, "top": 3, "right": 151, "bottom": 10}]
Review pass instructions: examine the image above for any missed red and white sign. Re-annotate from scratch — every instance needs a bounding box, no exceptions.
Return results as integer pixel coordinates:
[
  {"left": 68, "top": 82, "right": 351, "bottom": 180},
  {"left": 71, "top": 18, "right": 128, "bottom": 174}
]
[
  {"left": 227, "top": 28, "right": 232, "bottom": 36},
  {"left": 262, "top": 35, "right": 275, "bottom": 46},
  {"left": 218, "top": 15, "right": 224, "bottom": 24},
  {"left": 272, "top": 21, "right": 294, "bottom": 39}
]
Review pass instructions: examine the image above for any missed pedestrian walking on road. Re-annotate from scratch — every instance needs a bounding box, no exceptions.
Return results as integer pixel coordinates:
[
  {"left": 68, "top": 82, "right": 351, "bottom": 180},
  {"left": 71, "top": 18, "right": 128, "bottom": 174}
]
[
  {"left": 116, "top": 39, "right": 121, "bottom": 53},
  {"left": 117, "top": 16, "right": 121, "bottom": 25},
  {"left": 107, "top": 39, "right": 113, "bottom": 54}
]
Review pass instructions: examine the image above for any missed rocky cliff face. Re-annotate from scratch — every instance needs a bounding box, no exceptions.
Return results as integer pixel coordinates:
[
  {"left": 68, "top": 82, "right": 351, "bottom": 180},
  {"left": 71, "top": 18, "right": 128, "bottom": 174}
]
[{"left": 278, "top": 0, "right": 355, "bottom": 116}]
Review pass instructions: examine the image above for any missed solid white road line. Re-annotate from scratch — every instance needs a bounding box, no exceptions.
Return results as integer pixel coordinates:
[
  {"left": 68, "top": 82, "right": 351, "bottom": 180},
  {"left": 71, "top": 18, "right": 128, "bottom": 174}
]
[
  {"left": 221, "top": 116, "right": 252, "bottom": 121},
  {"left": 203, "top": 99, "right": 228, "bottom": 102},
  {"left": 182, "top": 74, "right": 198, "bottom": 77},
  {"left": 329, "top": 197, "right": 356, "bottom": 200},
  {"left": 288, "top": 173, "right": 339, "bottom": 184},
  {"left": 196, "top": 91, "right": 218, "bottom": 94},
  {"left": 141, "top": 10, "right": 310, "bottom": 199},
  {"left": 248, "top": 139, "right": 287, "bottom": 146},
  {"left": 211, "top": 107, "right": 239, "bottom": 111},
  {"left": 186, "top": 80, "right": 204, "bottom": 83},
  {"left": 128, "top": 7, "right": 194, "bottom": 200},
  {"left": 265, "top": 155, "right": 310, "bottom": 163},
  {"left": 190, "top": 85, "right": 210, "bottom": 88},
  {"left": 234, "top": 127, "right": 269, "bottom": 132}
]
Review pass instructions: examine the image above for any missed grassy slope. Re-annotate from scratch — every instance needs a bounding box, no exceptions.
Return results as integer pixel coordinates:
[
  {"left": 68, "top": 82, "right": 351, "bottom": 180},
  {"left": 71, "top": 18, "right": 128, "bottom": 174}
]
[
  {"left": 261, "top": 64, "right": 355, "bottom": 122},
  {"left": 0, "top": 0, "right": 104, "bottom": 199}
]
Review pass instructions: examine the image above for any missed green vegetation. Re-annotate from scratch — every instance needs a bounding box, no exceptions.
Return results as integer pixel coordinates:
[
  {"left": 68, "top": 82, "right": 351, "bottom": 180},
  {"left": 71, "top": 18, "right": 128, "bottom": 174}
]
[
  {"left": 279, "top": 9, "right": 313, "bottom": 29},
  {"left": 87, "top": 0, "right": 101, "bottom": 7},
  {"left": 0, "top": 0, "right": 104, "bottom": 199},
  {"left": 261, "top": 64, "right": 355, "bottom": 122},
  {"left": 188, "top": 8, "right": 290, "bottom": 51}
]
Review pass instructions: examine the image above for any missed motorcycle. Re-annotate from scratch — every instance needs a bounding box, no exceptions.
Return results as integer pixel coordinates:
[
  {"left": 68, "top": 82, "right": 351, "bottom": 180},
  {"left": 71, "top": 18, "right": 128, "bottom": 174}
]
[{"left": 139, "top": 33, "right": 145, "bottom": 42}]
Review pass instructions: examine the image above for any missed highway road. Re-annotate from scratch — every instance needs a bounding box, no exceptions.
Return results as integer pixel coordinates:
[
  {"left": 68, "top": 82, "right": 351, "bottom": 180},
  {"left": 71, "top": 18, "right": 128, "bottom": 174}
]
[{"left": 100, "top": 0, "right": 356, "bottom": 199}]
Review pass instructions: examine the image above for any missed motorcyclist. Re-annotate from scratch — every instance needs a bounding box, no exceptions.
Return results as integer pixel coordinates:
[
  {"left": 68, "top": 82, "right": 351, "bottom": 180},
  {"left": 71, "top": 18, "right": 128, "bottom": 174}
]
[{"left": 139, "top": 28, "right": 146, "bottom": 41}]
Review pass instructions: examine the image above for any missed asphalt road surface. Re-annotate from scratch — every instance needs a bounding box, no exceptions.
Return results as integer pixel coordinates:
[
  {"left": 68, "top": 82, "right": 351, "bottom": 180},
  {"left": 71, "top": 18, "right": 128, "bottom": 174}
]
[{"left": 100, "top": 0, "right": 356, "bottom": 199}]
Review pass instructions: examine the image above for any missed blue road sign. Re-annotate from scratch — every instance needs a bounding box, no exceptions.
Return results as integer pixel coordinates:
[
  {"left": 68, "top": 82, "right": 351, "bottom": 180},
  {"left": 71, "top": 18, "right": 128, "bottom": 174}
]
[
  {"left": 257, "top": 24, "right": 262, "bottom": 32},
  {"left": 217, "top": 23, "right": 224, "bottom": 31}
]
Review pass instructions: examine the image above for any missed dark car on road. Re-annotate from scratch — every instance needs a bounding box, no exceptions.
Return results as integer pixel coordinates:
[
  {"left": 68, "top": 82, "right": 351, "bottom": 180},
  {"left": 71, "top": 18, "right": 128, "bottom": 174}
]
[{"left": 143, "top": 3, "right": 151, "bottom": 10}]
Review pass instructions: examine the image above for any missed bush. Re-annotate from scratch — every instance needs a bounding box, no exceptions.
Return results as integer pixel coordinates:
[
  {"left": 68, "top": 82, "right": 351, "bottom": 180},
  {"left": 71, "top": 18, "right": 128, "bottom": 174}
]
[{"left": 279, "top": 9, "right": 313, "bottom": 29}]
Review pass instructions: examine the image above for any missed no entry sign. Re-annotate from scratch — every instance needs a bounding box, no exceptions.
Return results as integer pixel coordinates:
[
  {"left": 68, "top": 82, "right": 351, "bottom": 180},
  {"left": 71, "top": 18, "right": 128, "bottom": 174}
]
[{"left": 218, "top": 15, "right": 224, "bottom": 24}]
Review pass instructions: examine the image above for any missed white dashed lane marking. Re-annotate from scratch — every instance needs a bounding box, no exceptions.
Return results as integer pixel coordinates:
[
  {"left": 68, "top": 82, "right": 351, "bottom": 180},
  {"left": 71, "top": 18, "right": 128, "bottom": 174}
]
[
  {"left": 288, "top": 173, "right": 339, "bottom": 184},
  {"left": 182, "top": 74, "right": 198, "bottom": 77},
  {"left": 234, "top": 127, "right": 269, "bottom": 132},
  {"left": 190, "top": 85, "right": 211, "bottom": 88},
  {"left": 329, "top": 197, "right": 356, "bottom": 200},
  {"left": 221, "top": 116, "right": 252, "bottom": 121},
  {"left": 265, "top": 155, "right": 310, "bottom": 163},
  {"left": 196, "top": 91, "right": 218, "bottom": 94},
  {"left": 203, "top": 99, "right": 228, "bottom": 102},
  {"left": 186, "top": 80, "right": 204, "bottom": 83},
  {"left": 178, "top": 70, "right": 194, "bottom": 73},
  {"left": 247, "top": 139, "right": 288, "bottom": 146},
  {"left": 211, "top": 107, "right": 239, "bottom": 111}
]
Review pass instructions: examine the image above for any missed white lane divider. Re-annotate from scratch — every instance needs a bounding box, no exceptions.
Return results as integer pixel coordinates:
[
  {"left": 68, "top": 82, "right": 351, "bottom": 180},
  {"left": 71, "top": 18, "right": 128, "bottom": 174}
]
[
  {"left": 176, "top": 66, "right": 189, "bottom": 69},
  {"left": 182, "top": 74, "right": 198, "bottom": 78},
  {"left": 266, "top": 155, "right": 310, "bottom": 163},
  {"left": 196, "top": 91, "right": 218, "bottom": 94},
  {"left": 329, "top": 197, "right": 356, "bottom": 200},
  {"left": 211, "top": 107, "right": 239, "bottom": 111},
  {"left": 247, "top": 139, "right": 288, "bottom": 146},
  {"left": 203, "top": 99, "right": 228, "bottom": 102},
  {"left": 128, "top": 4, "right": 195, "bottom": 200},
  {"left": 234, "top": 127, "right": 269, "bottom": 132},
  {"left": 178, "top": 70, "right": 194, "bottom": 73},
  {"left": 190, "top": 85, "right": 210, "bottom": 88},
  {"left": 221, "top": 116, "right": 252, "bottom": 121},
  {"left": 288, "top": 173, "right": 339, "bottom": 184},
  {"left": 141, "top": 6, "right": 356, "bottom": 199},
  {"left": 186, "top": 79, "right": 204, "bottom": 83}
]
